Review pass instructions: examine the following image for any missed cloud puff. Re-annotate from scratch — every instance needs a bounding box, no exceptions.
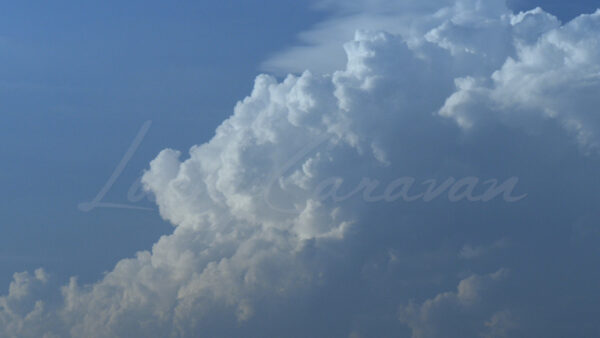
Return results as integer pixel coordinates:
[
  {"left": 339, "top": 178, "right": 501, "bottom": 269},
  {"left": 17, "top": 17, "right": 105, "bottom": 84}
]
[
  {"left": 399, "top": 269, "right": 513, "bottom": 338},
  {"left": 0, "top": 269, "right": 61, "bottom": 338},
  {"left": 3, "top": 1, "right": 600, "bottom": 337},
  {"left": 440, "top": 9, "right": 600, "bottom": 150},
  {"left": 262, "top": 0, "right": 516, "bottom": 75}
]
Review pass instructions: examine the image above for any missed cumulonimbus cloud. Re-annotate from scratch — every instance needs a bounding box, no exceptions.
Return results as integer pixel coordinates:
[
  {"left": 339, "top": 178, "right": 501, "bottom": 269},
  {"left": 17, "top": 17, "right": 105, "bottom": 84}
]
[{"left": 3, "top": 1, "right": 600, "bottom": 337}]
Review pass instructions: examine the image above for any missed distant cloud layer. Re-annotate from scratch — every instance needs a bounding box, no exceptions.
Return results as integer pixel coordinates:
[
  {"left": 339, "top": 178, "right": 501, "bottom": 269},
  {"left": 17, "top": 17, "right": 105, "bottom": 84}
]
[{"left": 3, "top": 1, "right": 600, "bottom": 337}]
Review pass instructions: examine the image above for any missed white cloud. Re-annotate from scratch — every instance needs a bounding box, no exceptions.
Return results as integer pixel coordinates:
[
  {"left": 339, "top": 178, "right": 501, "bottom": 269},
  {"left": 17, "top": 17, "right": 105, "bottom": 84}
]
[
  {"left": 262, "top": 0, "right": 514, "bottom": 75},
  {"left": 3, "top": 1, "right": 600, "bottom": 337},
  {"left": 398, "top": 269, "right": 513, "bottom": 338},
  {"left": 439, "top": 9, "right": 600, "bottom": 151}
]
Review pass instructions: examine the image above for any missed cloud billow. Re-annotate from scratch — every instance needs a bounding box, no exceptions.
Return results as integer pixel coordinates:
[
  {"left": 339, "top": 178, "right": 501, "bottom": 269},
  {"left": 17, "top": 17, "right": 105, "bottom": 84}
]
[{"left": 3, "top": 1, "right": 600, "bottom": 337}]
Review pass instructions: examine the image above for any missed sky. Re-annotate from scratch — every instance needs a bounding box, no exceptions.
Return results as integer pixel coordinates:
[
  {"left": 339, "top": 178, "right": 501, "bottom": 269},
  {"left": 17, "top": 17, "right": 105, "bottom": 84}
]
[{"left": 1, "top": 1, "right": 600, "bottom": 337}]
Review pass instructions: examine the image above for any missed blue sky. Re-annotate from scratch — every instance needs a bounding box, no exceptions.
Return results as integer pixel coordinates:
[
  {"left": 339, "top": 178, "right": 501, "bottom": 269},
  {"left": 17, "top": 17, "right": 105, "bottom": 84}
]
[{"left": 1, "top": 1, "right": 600, "bottom": 337}]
